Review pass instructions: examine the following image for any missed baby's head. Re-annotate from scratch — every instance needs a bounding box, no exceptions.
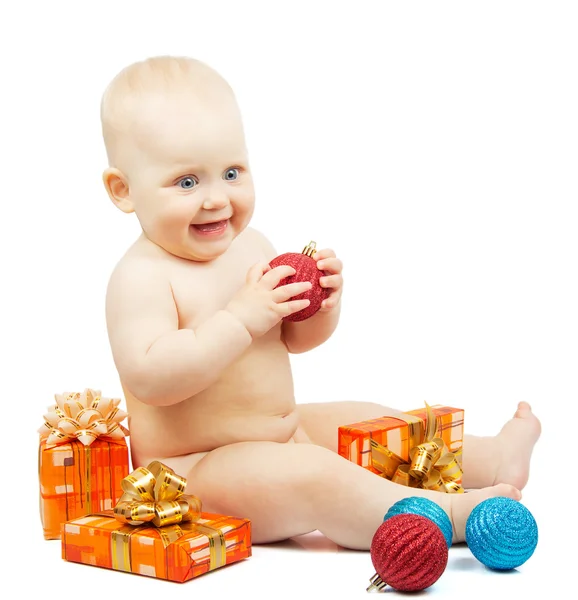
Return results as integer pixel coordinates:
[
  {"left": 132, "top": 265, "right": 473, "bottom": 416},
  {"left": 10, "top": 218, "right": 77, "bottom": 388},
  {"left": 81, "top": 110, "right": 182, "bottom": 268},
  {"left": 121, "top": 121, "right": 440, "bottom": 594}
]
[{"left": 101, "top": 56, "right": 255, "bottom": 261}]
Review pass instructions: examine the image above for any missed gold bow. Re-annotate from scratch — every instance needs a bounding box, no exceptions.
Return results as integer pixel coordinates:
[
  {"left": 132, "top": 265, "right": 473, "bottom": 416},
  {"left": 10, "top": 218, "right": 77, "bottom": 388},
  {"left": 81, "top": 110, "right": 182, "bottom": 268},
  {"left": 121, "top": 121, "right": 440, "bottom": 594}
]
[
  {"left": 38, "top": 388, "right": 129, "bottom": 448},
  {"left": 370, "top": 403, "right": 464, "bottom": 493},
  {"left": 105, "top": 462, "right": 226, "bottom": 574},
  {"left": 113, "top": 461, "right": 202, "bottom": 527}
]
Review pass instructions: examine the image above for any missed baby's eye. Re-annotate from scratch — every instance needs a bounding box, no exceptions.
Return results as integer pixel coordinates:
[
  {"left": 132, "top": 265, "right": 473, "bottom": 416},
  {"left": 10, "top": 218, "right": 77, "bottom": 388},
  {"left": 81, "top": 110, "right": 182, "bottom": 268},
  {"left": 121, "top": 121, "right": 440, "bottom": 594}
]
[
  {"left": 178, "top": 177, "right": 197, "bottom": 189},
  {"left": 223, "top": 168, "right": 240, "bottom": 181}
]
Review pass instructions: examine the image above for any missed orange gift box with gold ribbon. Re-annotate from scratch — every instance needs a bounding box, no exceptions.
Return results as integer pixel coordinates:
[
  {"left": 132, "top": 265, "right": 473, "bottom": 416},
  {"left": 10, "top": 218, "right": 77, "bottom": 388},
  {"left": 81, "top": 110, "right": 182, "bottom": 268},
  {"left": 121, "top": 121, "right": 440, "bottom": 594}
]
[
  {"left": 38, "top": 389, "right": 130, "bottom": 539},
  {"left": 338, "top": 404, "right": 465, "bottom": 493},
  {"left": 61, "top": 461, "right": 252, "bottom": 582}
]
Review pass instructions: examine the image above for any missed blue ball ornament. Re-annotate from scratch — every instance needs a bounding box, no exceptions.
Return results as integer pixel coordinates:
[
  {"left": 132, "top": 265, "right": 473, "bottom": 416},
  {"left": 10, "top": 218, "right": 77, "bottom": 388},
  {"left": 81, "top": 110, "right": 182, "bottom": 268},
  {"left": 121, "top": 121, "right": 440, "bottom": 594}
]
[
  {"left": 465, "top": 497, "right": 538, "bottom": 570},
  {"left": 384, "top": 496, "right": 453, "bottom": 548}
]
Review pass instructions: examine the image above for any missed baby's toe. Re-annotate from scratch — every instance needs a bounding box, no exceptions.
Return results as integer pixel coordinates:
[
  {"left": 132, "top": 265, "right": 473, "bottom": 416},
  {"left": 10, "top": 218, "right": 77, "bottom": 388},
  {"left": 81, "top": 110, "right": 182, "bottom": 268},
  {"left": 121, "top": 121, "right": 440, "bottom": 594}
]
[
  {"left": 491, "top": 483, "right": 522, "bottom": 501},
  {"left": 515, "top": 401, "right": 532, "bottom": 418}
]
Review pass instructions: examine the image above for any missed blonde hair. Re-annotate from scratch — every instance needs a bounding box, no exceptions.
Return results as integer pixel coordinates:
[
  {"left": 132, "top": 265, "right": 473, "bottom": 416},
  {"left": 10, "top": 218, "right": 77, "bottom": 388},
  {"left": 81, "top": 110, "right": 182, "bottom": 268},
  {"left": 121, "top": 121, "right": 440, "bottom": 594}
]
[{"left": 100, "top": 56, "right": 233, "bottom": 167}]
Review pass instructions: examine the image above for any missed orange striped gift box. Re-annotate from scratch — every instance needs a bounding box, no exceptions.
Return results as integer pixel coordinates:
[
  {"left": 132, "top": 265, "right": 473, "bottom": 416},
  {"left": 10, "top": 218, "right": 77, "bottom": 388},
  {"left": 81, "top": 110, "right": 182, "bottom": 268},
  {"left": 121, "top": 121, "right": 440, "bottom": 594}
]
[
  {"left": 61, "top": 512, "right": 252, "bottom": 582},
  {"left": 38, "top": 389, "right": 130, "bottom": 539},
  {"left": 61, "top": 461, "right": 251, "bottom": 582},
  {"left": 39, "top": 438, "right": 129, "bottom": 539},
  {"left": 338, "top": 404, "right": 464, "bottom": 492}
]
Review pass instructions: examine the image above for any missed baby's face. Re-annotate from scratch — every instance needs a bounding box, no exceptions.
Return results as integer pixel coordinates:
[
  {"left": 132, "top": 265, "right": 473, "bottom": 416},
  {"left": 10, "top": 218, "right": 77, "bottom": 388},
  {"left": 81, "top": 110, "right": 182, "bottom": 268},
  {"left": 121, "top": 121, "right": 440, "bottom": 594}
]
[{"left": 122, "top": 93, "right": 255, "bottom": 261}]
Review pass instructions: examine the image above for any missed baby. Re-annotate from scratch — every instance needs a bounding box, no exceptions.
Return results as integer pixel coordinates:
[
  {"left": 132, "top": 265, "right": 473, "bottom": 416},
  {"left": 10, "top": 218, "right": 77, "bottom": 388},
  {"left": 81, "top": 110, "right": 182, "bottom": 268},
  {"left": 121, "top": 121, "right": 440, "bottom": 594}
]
[{"left": 102, "top": 56, "right": 541, "bottom": 549}]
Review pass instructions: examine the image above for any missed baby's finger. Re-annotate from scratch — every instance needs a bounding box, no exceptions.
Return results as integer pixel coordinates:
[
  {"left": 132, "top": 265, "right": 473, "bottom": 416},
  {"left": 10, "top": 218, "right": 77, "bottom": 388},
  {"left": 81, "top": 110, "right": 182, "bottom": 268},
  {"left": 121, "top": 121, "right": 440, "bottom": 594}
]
[
  {"left": 261, "top": 264, "right": 296, "bottom": 288},
  {"left": 272, "top": 281, "right": 312, "bottom": 302},
  {"left": 314, "top": 248, "right": 336, "bottom": 262},
  {"left": 278, "top": 298, "right": 311, "bottom": 317},
  {"left": 319, "top": 274, "right": 343, "bottom": 289},
  {"left": 322, "top": 289, "right": 343, "bottom": 308},
  {"left": 316, "top": 257, "right": 343, "bottom": 274},
  {"left": 246, "top": 262, "right": 269, "bottom": 284},
  {"left": 321, "top": 298, "right": 334, "bottom": 310}
]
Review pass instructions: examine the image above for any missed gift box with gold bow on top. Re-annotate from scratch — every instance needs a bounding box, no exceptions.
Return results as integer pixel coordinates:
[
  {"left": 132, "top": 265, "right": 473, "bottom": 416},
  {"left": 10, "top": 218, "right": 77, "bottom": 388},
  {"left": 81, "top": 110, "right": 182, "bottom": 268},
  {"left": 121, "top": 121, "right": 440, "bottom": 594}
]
[
  {"left": 338, "top": 404, "right": 464, "bottom": 493},
  {"left": 61, "top": 461, "right": 252, "bottom": 582},
  {"left": 38, "top": 388, "right": 130, "bottom": 539}
]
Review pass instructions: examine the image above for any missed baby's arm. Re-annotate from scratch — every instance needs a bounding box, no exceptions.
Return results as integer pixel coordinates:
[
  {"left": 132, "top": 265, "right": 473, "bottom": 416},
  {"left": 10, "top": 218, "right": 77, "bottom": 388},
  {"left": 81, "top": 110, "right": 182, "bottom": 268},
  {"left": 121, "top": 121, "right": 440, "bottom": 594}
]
[{"left": 106, "top": 258, "right": 252, "bottom": 407}]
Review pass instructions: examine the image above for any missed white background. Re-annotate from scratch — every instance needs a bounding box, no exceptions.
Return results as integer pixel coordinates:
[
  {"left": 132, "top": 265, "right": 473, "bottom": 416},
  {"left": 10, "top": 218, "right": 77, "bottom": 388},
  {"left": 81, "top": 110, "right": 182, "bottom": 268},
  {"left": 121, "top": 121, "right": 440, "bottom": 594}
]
[{"left": 2, "top": 1, "right": 576, "bottom": 598}]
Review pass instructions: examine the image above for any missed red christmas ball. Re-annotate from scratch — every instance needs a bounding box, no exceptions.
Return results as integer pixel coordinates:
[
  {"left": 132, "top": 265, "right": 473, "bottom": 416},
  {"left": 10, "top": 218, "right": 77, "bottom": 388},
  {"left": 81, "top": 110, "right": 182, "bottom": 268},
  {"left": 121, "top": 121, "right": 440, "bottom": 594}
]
[
  {"left": 369, "top": 513, "right": 448, "bottom": 592},
  {"left": 269, "top": 241, "right": 330, "bottom": 322}
]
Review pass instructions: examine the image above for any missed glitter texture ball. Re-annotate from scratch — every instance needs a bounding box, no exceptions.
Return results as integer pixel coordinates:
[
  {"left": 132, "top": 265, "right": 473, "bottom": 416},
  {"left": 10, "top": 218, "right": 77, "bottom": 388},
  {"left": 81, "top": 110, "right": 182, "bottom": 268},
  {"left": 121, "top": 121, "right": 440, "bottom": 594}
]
[
  {"left": 370, "top": 513, "right": 448, "bottom": 592},
  {"left": 384, "top": 496, "right": 454, "bottom": 548},
  {"left": 465, "top": 497, "right": 538, "bottom": 570},
  {"left": 269, "top": 252, "right": 329, "bottom": 321}
]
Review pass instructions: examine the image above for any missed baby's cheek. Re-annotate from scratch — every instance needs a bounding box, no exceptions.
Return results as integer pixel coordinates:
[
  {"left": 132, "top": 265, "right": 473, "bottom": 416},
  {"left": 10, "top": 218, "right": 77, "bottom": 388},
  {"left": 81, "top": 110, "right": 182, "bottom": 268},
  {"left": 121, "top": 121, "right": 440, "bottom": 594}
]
[
  {"left": 162, "top": 202, "right": 196, "bottom": 227},
  {"left": 232, "top": 193, "right": 255, "bottom": 226},
  {"left": 237, "top": 191, "right": 255, "bottom": 213}
]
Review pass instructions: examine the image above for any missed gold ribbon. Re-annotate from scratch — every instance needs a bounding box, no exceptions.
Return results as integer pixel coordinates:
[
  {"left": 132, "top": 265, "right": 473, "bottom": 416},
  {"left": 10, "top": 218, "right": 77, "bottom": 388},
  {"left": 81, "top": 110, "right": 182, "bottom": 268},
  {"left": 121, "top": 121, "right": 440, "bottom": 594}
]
[
  {"left": 38, "top": 388, "right": 129, "bottom": 448},
  {"left": 108, "top": 461, "right": 226, "bottom": 574},
  {"left": 370, "top": 403, "right": 464, "bottom": 493},
  {"left": 114, "top": 460, "right": 201, "bottom": 527},
  {"left": 84, "top": 445, "right": 92, "bottom": 513}
]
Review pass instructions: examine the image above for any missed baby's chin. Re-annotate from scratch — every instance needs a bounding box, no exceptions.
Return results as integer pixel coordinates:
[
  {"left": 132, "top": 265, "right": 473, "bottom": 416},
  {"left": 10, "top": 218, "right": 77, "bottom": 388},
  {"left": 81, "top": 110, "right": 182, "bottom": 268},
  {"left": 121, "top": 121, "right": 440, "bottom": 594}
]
[
  {"left": 167, "top": 243, "right": 230, "bottom": 262},
  {"left": 159, "top": 235, "right": 235, "bottom": 262}
]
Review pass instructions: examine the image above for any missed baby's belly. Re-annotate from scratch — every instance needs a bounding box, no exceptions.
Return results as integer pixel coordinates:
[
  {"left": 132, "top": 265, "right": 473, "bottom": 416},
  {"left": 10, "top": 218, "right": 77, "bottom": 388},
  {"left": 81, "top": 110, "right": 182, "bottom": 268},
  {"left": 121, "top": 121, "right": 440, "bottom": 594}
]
[{"left": 125, "top": 344, "right": 298, "bottom": 463}]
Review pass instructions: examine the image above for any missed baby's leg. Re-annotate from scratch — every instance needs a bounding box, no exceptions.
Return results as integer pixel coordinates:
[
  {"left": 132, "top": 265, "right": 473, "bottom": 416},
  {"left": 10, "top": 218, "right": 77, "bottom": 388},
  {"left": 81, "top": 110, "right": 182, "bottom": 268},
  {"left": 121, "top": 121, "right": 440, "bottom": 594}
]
[
  {"left": 184, "top": 440, "right": 519, "bottom": 549},
  {"left": 297, "top": 400, "right": 541, "bottom": 490}
]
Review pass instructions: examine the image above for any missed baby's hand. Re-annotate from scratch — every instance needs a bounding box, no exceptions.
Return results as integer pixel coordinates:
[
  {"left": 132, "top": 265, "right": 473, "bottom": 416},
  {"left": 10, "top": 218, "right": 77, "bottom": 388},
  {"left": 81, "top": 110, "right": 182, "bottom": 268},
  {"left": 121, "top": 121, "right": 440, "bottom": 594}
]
[
  {"left": 315, "top": 248, "right": 343, "bottom": 311},
  {"left": 226, "top": 263, "right": 312, "bottom": 338}
]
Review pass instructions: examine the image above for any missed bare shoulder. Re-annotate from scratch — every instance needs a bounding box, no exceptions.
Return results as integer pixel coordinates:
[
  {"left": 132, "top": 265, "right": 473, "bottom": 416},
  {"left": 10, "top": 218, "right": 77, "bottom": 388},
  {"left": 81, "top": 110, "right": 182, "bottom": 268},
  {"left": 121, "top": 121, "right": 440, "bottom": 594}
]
[
  {"left": 242, "top": 226, "right": 278, "bottom": 260},
  {"left": 106, "top": 246, "right": 172, "bottom": 318},
  {"left": 106, "top": 243, "right": 177, "bottom": 381}
]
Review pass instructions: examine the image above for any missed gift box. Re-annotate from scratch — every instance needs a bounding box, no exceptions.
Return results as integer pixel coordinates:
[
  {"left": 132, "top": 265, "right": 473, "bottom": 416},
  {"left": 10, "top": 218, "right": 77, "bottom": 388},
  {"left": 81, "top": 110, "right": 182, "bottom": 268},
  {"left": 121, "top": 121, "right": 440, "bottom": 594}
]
[
  {"left": 338, "top": 404, "right": 464, "bottom": 493},
  {"left": 61, "top": 461, "right": 252, "bottom": 582},
  {"left": 39, "top": 389, "right": 130, "bottom": 539}
]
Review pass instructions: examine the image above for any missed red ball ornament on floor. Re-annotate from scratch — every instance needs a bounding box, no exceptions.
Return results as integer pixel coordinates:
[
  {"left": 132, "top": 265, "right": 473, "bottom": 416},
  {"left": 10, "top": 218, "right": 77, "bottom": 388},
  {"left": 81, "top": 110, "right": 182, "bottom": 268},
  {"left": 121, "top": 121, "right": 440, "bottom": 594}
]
[
  {"left": 367, "top": 513, "right": 448, "bottom": 592},
  {"left": 268, "top": 241, "right": 330, "bottom": 322}
]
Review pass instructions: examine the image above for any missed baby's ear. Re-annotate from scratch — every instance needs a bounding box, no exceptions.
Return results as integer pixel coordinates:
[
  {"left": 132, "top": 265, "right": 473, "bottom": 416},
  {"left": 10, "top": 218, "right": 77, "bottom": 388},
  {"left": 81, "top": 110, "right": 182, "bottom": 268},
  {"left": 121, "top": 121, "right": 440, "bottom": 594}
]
[{"left": 102, "top": 168, "right": 134, "bottom": 214}]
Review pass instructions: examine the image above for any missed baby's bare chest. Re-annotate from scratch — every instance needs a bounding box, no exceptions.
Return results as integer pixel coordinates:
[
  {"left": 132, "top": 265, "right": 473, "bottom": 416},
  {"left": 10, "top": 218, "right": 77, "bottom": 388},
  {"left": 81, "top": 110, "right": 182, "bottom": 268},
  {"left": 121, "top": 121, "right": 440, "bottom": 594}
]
[{"left": 169, "top": 240, "right": 267, "bottom": 328}]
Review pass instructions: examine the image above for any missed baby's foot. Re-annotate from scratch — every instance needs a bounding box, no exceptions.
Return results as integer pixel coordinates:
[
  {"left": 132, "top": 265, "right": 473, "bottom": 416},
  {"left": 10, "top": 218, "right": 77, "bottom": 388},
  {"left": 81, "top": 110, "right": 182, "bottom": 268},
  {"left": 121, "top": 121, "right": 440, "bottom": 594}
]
[
  {"left": 448, "top": 484, "right": 522, "bottom": 543},
  {"left": 493, "top": 402, "right": 541, "bottom": 490}
]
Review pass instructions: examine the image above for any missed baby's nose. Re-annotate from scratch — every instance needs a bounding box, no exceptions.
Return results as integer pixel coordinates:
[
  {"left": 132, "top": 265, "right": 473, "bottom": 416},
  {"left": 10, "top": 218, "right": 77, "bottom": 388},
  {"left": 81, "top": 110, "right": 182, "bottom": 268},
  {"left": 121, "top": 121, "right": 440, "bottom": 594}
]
[{"left": 202, "top": 185, "right": 230, "bottom": 210}]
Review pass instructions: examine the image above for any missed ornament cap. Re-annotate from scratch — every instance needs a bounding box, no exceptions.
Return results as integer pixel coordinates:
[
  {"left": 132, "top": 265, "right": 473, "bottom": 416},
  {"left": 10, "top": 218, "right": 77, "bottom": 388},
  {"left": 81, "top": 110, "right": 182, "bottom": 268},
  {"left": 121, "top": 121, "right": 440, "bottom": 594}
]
[
  {"left": 366, "top": 573, "right": 387, "bottom": 592},
  {"left": 302, "top": 241, "right": 317, "bottom": 257}
]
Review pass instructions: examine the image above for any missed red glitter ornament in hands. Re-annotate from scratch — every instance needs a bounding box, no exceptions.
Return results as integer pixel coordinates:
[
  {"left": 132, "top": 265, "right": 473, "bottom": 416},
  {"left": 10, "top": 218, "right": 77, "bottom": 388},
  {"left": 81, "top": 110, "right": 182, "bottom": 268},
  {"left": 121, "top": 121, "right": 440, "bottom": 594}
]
[
  {"left": 367, "top": 514, "right": 448, "bottom": 593},
  {"left": 268, "top": 241, "right": 330, "bottom": 322}
]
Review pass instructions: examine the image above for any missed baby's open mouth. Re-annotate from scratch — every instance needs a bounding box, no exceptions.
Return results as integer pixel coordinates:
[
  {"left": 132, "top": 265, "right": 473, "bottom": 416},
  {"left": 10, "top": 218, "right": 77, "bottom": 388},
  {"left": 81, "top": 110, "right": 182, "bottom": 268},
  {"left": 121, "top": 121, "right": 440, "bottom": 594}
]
[{"left": 191, "top": 219, "right": 229, "bottom": 235}]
